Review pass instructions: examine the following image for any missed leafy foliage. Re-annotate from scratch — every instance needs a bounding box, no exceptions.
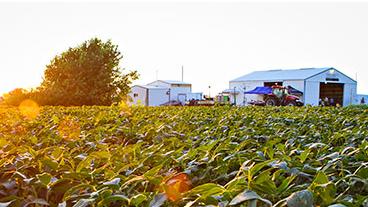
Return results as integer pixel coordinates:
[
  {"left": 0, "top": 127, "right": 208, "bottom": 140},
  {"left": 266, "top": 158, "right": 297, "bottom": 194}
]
[
  {"left": 2, "top": 88, "right": 30, "bottom": 106},
  {"left": 0, "top": 106, "right": 367, "bottom": 207},
  {"left": 37, "top": 38, "right": 138, "bottom": 106}
]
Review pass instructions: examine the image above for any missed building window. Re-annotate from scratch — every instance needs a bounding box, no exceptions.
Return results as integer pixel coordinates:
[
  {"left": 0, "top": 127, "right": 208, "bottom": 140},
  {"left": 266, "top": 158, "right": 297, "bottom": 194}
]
[{"left": 133, "top": 93, "right": 138, "bottom": 97}]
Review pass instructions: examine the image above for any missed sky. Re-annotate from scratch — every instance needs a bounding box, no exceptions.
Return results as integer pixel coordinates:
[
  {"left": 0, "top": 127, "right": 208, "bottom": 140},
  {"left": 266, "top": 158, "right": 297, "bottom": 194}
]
[{"left": 1, "top": 0, "right": 368, "bottom": 97}]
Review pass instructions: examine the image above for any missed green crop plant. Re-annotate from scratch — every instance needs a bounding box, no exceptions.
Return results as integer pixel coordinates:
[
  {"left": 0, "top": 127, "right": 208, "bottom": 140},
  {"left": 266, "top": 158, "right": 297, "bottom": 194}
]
[{"left": 0, "top": 106, "right": 367, "bottom": 207}]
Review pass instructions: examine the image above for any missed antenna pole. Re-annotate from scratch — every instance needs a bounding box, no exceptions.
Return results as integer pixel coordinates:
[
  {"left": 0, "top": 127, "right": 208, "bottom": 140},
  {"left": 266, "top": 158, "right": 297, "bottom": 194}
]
[{"left": 181, "top": 66, "right": 184, "bottom": 82}]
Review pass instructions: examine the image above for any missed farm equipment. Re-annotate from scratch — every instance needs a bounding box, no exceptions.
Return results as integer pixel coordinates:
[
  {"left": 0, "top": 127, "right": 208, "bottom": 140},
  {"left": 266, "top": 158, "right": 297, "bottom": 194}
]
[{"left": 245, "top": 85, "right": 304, "bottom": 106}]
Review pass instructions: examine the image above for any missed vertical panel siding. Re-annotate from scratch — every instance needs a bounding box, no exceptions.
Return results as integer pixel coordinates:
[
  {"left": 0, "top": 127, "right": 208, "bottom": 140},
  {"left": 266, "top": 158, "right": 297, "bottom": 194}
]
[
  {"left": 343, "top": 83, "right": 357, "bottom": 106},
  {"left": 305, "top": 81, "right": 320, "bottom": 106},
  {"left": 128, "top": 86, "right": 148, "bottom": 106},
  {"left": 148, "top": 89, "right": 169, "bottom": 106}
]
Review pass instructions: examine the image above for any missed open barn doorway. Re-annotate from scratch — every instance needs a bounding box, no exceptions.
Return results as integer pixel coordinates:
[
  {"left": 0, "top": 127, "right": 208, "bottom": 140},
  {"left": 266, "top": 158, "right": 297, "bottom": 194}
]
[{"left": 319, "top": 83, "right": 344, "bottom": 106}]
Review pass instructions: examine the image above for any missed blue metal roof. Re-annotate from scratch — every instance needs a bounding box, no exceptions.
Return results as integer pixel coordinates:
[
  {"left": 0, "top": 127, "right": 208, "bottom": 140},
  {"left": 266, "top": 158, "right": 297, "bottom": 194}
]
[{"left": 231, "top": 67, "right": 334, "bottom": 82}]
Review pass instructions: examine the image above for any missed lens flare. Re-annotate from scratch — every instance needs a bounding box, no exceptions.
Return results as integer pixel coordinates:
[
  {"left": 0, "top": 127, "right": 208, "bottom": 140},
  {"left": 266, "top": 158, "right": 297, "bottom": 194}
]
[
  {"left": 58, "top": 117, "right": 81, "bottom": 141},
  {"left": 18, "top": 99, "right": 40, "bottom": 119},
  {"left": 162, "top": 173, "right": 191, "bottom": 201}
]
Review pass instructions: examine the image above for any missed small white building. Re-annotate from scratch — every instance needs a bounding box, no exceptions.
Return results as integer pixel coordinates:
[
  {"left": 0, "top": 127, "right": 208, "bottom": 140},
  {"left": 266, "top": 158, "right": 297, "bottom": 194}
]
[
  {"left": 226, "top": 67, "right": 357, "bottom": 106},
  {"left": 354, "top": 94, "right": 368, "bottom": 105},
  {"left": 129, "top": 80, "right": 203, "bottom": 106}
]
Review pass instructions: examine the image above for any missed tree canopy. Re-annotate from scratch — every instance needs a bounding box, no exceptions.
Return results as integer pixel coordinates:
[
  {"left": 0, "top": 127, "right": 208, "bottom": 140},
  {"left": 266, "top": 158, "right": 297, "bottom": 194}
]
[{"left": 38, "top": 38, "right": 138, "bottom": 106}]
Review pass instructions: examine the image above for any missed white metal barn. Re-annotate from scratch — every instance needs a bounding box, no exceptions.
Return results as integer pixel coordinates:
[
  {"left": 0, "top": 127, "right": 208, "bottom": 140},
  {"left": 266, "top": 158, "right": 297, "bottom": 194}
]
[
  {"left": 129, "top": 80, "right": 203, "bottom": 106},
  {"left": 227, "top": 67, "right": 357, "bottom": 106}
]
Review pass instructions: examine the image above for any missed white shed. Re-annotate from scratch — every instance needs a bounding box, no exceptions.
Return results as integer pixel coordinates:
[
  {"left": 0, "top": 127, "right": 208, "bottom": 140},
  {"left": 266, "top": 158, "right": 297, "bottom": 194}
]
[
  {"left": 129, "top": 85, "right": 169, "bottom": 106},
  {"left": 228, "top": 67, "right": 357, "bottom": 106},
  {"left": 147, "top": 80, "right": 192, "bottom": 103},
  {"left": 129, "top": 80, "right": 203, "bottom": 106}
]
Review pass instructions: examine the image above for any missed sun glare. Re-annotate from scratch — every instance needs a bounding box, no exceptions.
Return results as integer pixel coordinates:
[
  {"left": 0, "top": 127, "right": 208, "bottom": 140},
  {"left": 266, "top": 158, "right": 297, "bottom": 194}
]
[
  {"left": 162, "top": 173, "right": 191, "bottom": 201},
  {"left": 18, "top": 99, "right": 40, "bottom": 119}
]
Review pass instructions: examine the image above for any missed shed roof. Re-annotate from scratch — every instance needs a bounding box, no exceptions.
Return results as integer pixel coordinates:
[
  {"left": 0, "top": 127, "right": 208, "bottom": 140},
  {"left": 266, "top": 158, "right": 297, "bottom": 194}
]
[
  {"left": 157, "top": 80, "right": 191, "bottom": 85},
  {"left": 231, "top": 67, "right": 334, "bottom": 82},
  {"left": 133, "top": 85, "right": 168, "bottom": 90}
]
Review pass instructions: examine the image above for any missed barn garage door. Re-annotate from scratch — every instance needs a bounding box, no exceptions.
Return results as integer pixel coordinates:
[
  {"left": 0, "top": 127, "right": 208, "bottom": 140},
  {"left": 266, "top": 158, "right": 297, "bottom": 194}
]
[{"left": 319, "top": 83, "right": 344, "bottom": 106}]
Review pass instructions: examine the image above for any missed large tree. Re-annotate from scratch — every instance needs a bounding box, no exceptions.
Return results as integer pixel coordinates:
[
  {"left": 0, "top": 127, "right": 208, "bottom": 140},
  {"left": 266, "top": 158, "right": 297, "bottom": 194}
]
[{"left": 39, "top": 38, "right": 138, "bottom": 106}]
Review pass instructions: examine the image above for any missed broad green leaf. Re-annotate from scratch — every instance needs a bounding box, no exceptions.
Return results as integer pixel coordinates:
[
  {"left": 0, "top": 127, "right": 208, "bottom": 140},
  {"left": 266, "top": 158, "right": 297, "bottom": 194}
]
[
  {"left": 0, "top": 138, "right": 8, "bottom": 148},
  {"left": 37, "top": 173, "right": 52, "bottom": 186},
  {"left": 313, "top": 171, "right": 329, "bottom": 185},
  {"left": 144, "top": 164, "right": 163, "bottom": 179},
  {"left": 277, "top": 175, "right": 296, "bottom": 194},
  {"left": 187, "top": 183, "right": 225, "bottom": 198},
  {"left": 63, "top": 183, "right": 94, "bottom": 201},
  {"left": 91, "top": 151, "right": 111, "bottom": 159},
  {"left": 76, "top": 156, "right": 93, "bottom": 173},
  {"left": 299, "top": 149, "right": 310, "bottom": 163},
  {"left": 249, "top": 160, "right": 273, "bottom": 178},
  {"left": 286, "top": 190, "right": 313, "bottom": 207},
  {"left": 130, "top": 194, "right": 147, "bottom": 206},
  {"left": 229, "top": 190, "right": 272, "bottom": 206}
]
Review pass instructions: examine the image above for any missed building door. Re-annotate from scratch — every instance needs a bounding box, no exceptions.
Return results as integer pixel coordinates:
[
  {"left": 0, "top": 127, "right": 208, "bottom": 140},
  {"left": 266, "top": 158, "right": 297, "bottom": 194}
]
[{"left": 319, "top": 83, "right": 344, "bottom": 106}]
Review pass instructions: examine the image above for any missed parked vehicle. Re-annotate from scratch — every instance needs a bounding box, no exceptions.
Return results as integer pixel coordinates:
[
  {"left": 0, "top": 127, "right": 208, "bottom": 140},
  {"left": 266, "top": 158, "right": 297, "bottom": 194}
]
[
  {"left": 185, "top": 99, "right": 215, "bottom": 106},
  {"left": 245, "top": 85, "right": 304, "bottom": 106},
  {"left": 160, "top": 100, "right": 183, "bottom": 106}
]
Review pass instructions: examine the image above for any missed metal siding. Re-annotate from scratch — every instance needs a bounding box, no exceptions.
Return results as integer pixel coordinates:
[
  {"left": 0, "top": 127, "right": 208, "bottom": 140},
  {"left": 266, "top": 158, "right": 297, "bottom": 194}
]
[
  {"left": 187, "top": 92, "right": 203, "bottom": 100},
  {"left": 305, "top": 81, "right": 320, "bottom": 106},
  {"left": 148, "top": 80, "right": 171, "bottom": 88},
  {"left": 148, "top": 89, "right": 169, "bottom": 106},
  {"left": 170, "top": 86, "right": 192, "bottom": 101},
  {"left": 230, "top": 81, "right": 264, "bottom": 105},
  {"left": 343, "top": 83, "right": 357, "bottom": 106},
  {"left": 128, "top": 86, "right": 147, "bottom": 106},
  {"left": 306, "top": 69, "right": 356, "bottom": 84}
]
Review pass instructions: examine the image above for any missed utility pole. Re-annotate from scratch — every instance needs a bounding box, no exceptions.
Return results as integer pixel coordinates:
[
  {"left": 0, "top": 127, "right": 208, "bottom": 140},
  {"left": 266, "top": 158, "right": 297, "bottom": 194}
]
[{"left": 208, "top": 85, "right": 211, "bottom": 99}]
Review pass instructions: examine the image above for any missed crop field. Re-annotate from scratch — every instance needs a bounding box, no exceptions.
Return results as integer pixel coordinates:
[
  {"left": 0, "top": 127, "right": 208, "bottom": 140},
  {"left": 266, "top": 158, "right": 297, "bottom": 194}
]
[{"left": 0, "top": 105, "right": 367, "bottom": 207}]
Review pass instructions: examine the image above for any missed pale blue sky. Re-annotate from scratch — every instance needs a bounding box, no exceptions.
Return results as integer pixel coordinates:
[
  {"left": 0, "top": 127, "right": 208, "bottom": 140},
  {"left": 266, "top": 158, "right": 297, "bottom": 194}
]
[{"left": 1, "top": 1, "right": 368, "bottom": 96}]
